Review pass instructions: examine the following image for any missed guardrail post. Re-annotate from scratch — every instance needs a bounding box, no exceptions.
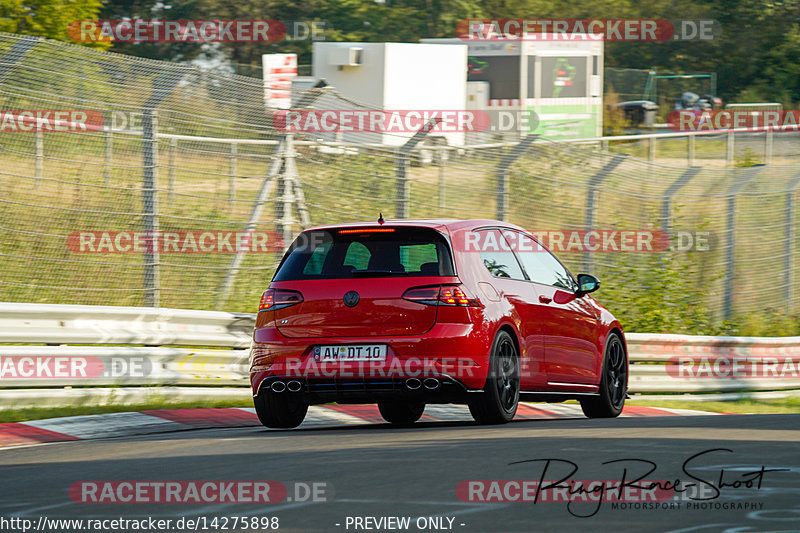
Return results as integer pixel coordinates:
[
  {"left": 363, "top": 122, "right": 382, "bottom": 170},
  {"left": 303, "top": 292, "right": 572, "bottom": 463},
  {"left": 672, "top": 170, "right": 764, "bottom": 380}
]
[
  {"left": 661, "top": 167, "right": 701, "bottom": 235},
  {"left": 396, "top": 118, "right": 440, "bottom": 219},
  {"left": 496, "top": 135, "right": 537, "bottom": 221},
  {"left": 688, "top": 135, "right": 695, "bottom": 167},
  {"left": 785, "top": 171, "right": 800, "bottom": 313},
  {"left": 583, "top": 155, "right": 627, "bottom": 273},
  {"left": 723, "top": 165, "right": 763, "bottom": 320}
]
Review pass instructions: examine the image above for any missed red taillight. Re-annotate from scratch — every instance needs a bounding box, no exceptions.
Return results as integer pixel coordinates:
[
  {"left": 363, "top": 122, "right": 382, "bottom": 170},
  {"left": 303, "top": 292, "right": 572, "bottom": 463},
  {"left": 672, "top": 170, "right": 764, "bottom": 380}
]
[
  {"left": 258, "top": 289, "right": 303, "bottom": 311},
  {"left": 439, "top": 286, "right": 472, "bottom": 306},
  {"left": 402, "top": 285, "right": 480, "bottom": 307},
  {"left": 401, "top": 286, "right": 441, "bottom": 306}
]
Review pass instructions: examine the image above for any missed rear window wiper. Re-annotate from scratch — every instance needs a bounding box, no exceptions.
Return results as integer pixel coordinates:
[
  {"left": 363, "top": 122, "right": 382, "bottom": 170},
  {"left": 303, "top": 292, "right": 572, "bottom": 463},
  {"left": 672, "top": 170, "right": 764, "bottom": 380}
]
[{"left": 351, "top": 269, "right": 408, "bottom": 277}]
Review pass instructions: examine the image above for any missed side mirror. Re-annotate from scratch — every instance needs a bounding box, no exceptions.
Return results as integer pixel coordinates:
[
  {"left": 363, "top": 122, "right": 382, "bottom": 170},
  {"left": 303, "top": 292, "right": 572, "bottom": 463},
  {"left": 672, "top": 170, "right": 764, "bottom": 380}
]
[{"left": 576, "top": 273, "right": 600, "bottom": 296}]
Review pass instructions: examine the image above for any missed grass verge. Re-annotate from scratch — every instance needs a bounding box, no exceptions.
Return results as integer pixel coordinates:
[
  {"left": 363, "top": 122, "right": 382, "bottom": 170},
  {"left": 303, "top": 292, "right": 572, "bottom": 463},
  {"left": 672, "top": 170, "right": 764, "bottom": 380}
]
[
  {"left": 0, "top": 397, "right": 252, "bottom": 424},
  {"left": 626, "top": 396, "right": 800, "bottom": 414}
]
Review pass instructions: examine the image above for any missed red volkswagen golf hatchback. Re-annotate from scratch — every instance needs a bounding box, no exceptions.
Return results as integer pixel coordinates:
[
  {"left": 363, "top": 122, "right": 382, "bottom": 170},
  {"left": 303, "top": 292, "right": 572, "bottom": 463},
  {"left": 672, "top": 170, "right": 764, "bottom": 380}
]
[{"left": 250, "top": 219, "right": 628, "bottom": 428}]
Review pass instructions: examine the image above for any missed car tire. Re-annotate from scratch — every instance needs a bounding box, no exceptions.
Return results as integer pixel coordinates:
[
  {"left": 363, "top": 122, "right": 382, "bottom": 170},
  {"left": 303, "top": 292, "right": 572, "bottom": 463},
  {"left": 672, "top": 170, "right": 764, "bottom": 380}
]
[
  {"left": 253, "top": 391, "right": 308, "bottom": 429},
  {"left": 469, "top": 330, "right": 520, "bottom": 425},
  {"left": 378, "top": 402, "right": 425, "bottom": 426},
  {"left": 580, "top": 333, "right": 627, "bottom": 418}
]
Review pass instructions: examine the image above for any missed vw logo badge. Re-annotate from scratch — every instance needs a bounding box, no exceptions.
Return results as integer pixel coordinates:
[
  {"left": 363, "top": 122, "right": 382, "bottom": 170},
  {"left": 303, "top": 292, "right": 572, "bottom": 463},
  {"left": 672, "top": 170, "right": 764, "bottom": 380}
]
[{"left": 343, "top": 290, "right": 360, "bottom": 307}]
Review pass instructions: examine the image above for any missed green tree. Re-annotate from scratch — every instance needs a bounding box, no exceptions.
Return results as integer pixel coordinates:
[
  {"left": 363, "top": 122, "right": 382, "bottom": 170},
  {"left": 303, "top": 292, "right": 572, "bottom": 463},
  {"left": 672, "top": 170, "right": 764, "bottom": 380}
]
[
  {"left": 98, "top": 0, "right": 207, "bottom": 62},
  {"left": 0, "top": 0, "right": 109, "bottom": 48}
]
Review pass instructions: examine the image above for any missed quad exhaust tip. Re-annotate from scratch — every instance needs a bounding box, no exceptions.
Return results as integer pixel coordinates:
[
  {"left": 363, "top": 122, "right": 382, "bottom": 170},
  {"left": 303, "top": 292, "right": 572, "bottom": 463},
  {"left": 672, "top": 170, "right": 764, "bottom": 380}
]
[
  {"left": 287, "top": 380, "right": 302, "bottom": 393},
  {"left": 405, "top": 378, "right": 421, "bottom": 390},
  {"left": 270, "top": 381, "right": 286, "bottom": 393},
  {"left": 423, "top": 378, "right": 440, "bottom": 390}
]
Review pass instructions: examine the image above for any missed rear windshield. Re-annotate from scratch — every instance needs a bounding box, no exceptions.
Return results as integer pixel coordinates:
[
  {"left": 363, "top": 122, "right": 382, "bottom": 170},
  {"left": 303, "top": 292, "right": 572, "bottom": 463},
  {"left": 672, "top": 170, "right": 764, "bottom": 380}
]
[{"left": 273, "top": 227, "right": 455, "bottom": 281}]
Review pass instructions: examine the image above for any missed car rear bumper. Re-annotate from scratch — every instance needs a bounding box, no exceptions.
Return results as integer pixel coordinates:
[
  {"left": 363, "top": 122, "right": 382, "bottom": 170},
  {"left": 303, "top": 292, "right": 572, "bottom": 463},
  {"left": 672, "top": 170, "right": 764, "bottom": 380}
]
[
  {"left": 255, "top": 375, "right": 474, "bottom": 405},
  {"left": 250, "top": 322, "right": 491, "bottom": 399}
]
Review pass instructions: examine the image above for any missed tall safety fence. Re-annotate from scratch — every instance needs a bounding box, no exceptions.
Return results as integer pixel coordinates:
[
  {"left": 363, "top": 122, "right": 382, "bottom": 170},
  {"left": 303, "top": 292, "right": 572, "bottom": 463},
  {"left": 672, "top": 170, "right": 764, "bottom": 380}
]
[{"left": 1, "top": 33, "right": 800, "bottom": 329}]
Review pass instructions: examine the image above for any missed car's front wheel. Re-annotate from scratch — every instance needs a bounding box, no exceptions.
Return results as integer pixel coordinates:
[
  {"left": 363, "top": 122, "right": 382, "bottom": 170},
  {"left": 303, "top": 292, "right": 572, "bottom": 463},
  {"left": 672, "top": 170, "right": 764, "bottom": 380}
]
[
  {"left": 378, "top": 402, "right": 425, "bottom": 426},
  {"left": 469, "top": 330, "right": 520, "bottom": 425},
  {"left": 254, "top": 391, "right": 308, "bottom": 429},
  {"left": 580, "top": 333, "right": 627, "bottom": 418}
]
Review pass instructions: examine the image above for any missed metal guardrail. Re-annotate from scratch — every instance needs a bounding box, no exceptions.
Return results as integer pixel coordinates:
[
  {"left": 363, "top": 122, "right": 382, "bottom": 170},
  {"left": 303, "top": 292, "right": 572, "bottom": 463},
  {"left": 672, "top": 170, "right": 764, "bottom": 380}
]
[
  {"left": 1, "top": 304, "right": 799, "bottom": 394},
  {"left": 626, "top": 333, "right": 800, "bottom": 392},
  {"left": 0, "top": 303, "right": 254, "bottom": 347}
]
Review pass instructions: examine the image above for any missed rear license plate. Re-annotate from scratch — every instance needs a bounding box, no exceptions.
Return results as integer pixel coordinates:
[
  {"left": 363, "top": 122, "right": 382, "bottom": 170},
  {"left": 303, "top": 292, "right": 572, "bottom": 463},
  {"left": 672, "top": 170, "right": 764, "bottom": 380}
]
[{"left": 314, "top": 345, "right": 387, "bottom": 362}]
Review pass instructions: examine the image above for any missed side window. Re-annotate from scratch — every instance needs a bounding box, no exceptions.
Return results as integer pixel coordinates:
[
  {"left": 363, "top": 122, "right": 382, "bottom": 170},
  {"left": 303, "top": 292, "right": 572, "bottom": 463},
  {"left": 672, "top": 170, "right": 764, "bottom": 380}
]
[
  {"left": 510, "top": 231, "right": 576, "bottom": 289},
  {"left": 343, "top": 242, "right": 370, "bottom": 270},
  {"left": 474, "top": 229, "right": 526, "bottom": 280}
]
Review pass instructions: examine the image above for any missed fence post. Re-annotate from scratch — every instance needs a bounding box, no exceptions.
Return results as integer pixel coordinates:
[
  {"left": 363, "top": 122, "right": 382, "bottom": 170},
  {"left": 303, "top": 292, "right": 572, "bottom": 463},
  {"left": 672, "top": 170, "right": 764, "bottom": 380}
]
[
  {"left": 583, "top": 155, "right": 627, "bottom": 273},
  {"left": 34, "top": 129, "right": 43, "bottom": 187},
  {"left": 217, "top": 137, "right": 285, "bottom": 304},
  {"left": 765, "top": 130, "right": 773, "bottom": 165},
  {"left": 396, "top": 118, "right": 440, "bottom": 219},
  {"left": 496, "top": 135, "right": 537, "bottom": 221},
  {"left": 140, "top": 70, "right": 183, "bottom": 307},
  {"left": 785, "top": 171, "right": 800, "bottom": 314},
  {"left": 436, "top": 146, "right": 447, "bottom": 214},
  {"left": 648, "top": 136, "right": 656, "bottom": 163},
  {"left": 168, "top": 137, "right": 176, "bottom": 205},
  {"left": 275, "top": 136, "right": 295, "bottom": 246},
  {"left": 0, "top": 37, "right": 40, "bottom": 189},
  {"left": 141, "top": 110, "right": 160, "bottom": 307},
  {"left": 726, "top": 131, "right": 734, "bottom": 166},
  {"left": 723, "top": 165, "right": 763, "bottom": 320},
  {"left": 103, "top": 129, "right": 112, "bottom": 184},
  {"left": 661, "top": 167, "right": 701, "bottom": 235},
  {"left": 229, "top": 142, "right": 237, "bottom": 213},
  {"left": 284, "top": 135, "right": 310, "bottom": 229}
]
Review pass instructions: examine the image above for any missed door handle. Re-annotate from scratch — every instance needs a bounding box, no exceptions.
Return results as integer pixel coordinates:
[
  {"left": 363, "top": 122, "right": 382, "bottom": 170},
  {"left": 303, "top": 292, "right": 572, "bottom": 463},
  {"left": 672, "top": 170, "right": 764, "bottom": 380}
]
[{"left": 539, "top": 296, "right": 552, "bottom": 304}]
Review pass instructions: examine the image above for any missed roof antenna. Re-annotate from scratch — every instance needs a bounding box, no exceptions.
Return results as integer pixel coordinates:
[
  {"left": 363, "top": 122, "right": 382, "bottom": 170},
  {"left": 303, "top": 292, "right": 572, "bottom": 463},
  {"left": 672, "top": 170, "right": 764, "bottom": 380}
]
[{"left": 378, "top": 213, "right": 385, "bottom": 225}]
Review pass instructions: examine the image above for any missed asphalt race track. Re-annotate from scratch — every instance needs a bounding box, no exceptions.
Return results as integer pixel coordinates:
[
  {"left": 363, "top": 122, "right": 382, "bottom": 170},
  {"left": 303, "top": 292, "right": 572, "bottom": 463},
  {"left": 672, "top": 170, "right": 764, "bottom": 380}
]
[{"left": 0, "top": 413, "right": 798, "bottom": 533}]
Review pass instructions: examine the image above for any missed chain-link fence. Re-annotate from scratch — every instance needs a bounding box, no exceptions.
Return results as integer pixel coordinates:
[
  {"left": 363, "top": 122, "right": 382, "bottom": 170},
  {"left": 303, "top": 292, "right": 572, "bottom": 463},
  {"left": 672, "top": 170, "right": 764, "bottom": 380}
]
[{"left": 2, "top": 33, "right": 800, "bottom": 331}]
